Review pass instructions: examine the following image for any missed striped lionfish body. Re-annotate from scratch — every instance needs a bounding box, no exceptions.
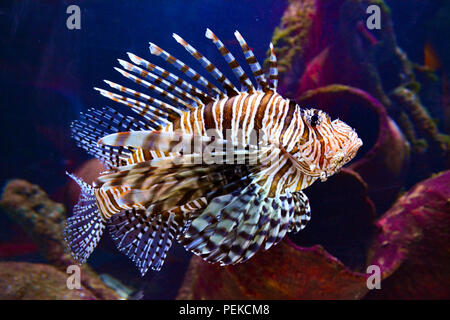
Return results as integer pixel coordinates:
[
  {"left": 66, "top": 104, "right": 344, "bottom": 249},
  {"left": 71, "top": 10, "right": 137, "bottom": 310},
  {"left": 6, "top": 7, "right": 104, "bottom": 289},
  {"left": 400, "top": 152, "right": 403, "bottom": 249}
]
[{"left": 65, "top": 29, "right": 362, "bottom": 276}]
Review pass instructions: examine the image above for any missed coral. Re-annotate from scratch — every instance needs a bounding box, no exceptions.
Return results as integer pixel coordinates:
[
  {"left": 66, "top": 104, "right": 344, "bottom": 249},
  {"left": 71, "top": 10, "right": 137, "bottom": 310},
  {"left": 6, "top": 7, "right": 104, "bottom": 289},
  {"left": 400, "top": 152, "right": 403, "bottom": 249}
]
[
  {"left": 269, "top": 0, "right": 344, "bottom": 95},
  {"left": 272, "top": 0, "right": 448, "bottom": 185},
  {"left": 0, "top": 262, "right": 96, "bottom": 300},
  {"left": 0, "top": 179, "right": 120, "bottom": 300},
  {"left": 177, "top": 0, "right": 450, "bottom": 295},
  {"left": 0, "top": 180, "right": 67, "bottom": 267},
  {"left": 269, "top": 0, "right": 317, "bottom": 82},
  {"left": 396, "top": 111, "right": 427, "bottom": 154},
  {"left": 390, "top": 86, "right": 449, "bottom": 159},
  {"left": 177, "top": 241, "right": 369, "bottom": 300},
  {"left": 272, "top": 0, "right": 392, "bottom": 106},
  {"left": 366, "top": 170, "right": 450, "bottom": 299}
]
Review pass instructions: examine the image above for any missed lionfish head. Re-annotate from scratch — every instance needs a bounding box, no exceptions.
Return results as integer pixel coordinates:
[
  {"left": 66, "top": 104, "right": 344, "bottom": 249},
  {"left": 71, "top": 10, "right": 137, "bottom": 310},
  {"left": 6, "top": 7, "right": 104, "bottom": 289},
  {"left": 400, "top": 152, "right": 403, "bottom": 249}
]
[{"left": 293, "top": 108, "right": 363, "bottom": 181}]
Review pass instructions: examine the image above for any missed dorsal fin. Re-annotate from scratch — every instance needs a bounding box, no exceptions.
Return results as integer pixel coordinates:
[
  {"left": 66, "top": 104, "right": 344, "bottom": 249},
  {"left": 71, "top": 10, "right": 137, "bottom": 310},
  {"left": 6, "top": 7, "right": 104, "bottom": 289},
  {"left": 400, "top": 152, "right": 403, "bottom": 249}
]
[
  {"left": 126, "top": 52, "right": 212, "bottom": 105},
  {"left": 268, "top": 43, "right": 278, "bottom": 91},
  {"left": 149, "top": 42, "right": 224, "bottom": 98},
  {"left": 205, "top": 28, "right": 254, "bottom": 94},
  {"left": 104, "top": 75, "right": 191, "bottom": 114},
  {"left": 117, "top": 58, "right": 202, "bottom": 108},
  {"left": 94, "top": 87, "right": 177, "bottom": 126},
  {"left": 71, "top": 106, "right": 150, "bottom": 168},
  {"left": 234, "top": 30, "right": 269, "bottom": 91},
  {"left": 172, "top": 33, "right": 239, "bottom": 97}
]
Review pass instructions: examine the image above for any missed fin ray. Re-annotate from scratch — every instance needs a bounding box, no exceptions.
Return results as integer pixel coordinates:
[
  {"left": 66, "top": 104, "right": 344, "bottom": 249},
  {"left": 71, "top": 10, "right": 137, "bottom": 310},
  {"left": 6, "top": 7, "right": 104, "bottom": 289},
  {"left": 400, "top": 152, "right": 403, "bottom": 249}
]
[
  {"left": 268, "top": 43, "right": 278, "bottom": 90},
  {"left": 205, "top": 28, "right": 254, "bottom": 93},
  {"left": 180, "top": 185, "right": 312, "bottom": 266},
  {"left": 149, "top": 42, "right": 224, "bottom": 98},
  {"left": 234, "top": 30, "right": 269, "bottom": 91},
  {"left": 109, "top": 209, "right": 184, "bottom": 275},
  {"left": 127, "top": 52, "right": 213, "bottom": 105},
  {"left": 63, "top": 173, "right": 105, "bottom": 263},
  {"left": 117, "top": 58, "right": 202, "bottom": 108},
  {"left": 173, "top": 33, "right": 239, "bottom": 96}
]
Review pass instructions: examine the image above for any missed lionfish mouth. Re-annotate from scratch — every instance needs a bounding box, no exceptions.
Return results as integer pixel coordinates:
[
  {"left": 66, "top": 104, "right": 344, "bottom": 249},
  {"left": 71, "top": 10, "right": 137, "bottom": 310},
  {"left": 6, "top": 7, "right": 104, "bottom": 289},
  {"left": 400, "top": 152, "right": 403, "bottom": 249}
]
[
  {"left": 346, "top": 137, "right": 363, "bottom": 162},
  {"left": 319, "top": 135, "right": 363, "bottom": 181}
]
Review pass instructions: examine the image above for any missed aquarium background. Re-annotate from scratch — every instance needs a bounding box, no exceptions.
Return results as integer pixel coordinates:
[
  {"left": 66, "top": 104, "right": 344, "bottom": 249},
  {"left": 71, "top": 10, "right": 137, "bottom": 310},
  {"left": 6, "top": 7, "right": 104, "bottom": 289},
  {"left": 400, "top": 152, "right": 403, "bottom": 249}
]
[{"left": 0, "top": 0, "right": 448, "bottom": 300}]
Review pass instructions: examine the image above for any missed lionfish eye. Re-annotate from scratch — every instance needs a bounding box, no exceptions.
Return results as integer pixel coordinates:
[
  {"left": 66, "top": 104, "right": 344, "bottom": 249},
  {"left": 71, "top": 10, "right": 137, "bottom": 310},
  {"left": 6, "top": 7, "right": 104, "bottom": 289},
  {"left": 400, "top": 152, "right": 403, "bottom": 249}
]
[{"left": 310, "top": 114, "right": 322, "bottom": 127}]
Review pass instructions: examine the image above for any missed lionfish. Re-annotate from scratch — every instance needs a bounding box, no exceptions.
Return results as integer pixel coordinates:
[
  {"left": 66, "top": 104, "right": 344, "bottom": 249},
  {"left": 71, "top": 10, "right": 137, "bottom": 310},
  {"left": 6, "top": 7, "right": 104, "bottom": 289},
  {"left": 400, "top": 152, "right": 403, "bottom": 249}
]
[{"left": 65, "top": 29, "right": 362, "bottom": 276}]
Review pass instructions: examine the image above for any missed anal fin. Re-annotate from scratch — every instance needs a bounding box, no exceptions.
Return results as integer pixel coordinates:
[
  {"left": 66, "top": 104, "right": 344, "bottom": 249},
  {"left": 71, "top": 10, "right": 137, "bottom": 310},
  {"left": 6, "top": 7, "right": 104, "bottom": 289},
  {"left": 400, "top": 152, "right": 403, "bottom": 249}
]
[{"left": 108, "top": 208, "right": 187, "bottom": 276}]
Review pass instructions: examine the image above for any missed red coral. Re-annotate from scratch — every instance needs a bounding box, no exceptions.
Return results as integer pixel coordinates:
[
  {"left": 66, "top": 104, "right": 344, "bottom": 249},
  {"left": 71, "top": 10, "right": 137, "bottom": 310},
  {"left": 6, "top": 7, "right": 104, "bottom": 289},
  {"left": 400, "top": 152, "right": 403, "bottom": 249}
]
[
  {"left": 366, "top": 171, "right": 450, "bottom": 299},
  {"left": 178, "top": 241, "right": 369, "bottom": 300}
]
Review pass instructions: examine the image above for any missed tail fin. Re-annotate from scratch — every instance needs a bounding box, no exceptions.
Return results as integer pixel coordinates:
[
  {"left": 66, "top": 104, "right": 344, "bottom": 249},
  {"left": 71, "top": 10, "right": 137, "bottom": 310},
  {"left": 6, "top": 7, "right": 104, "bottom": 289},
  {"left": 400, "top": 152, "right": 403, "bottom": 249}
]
[{"left": 64, "top": 172, "right": 105, "bottom": 263}]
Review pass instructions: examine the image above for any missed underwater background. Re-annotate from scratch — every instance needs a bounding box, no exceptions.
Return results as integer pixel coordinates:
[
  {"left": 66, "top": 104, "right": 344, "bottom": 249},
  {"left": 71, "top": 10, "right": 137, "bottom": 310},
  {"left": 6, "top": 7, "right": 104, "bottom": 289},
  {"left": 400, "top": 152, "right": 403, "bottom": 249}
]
[{"left": 0, "top": 0, "right": 449, "bottom": 299}]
